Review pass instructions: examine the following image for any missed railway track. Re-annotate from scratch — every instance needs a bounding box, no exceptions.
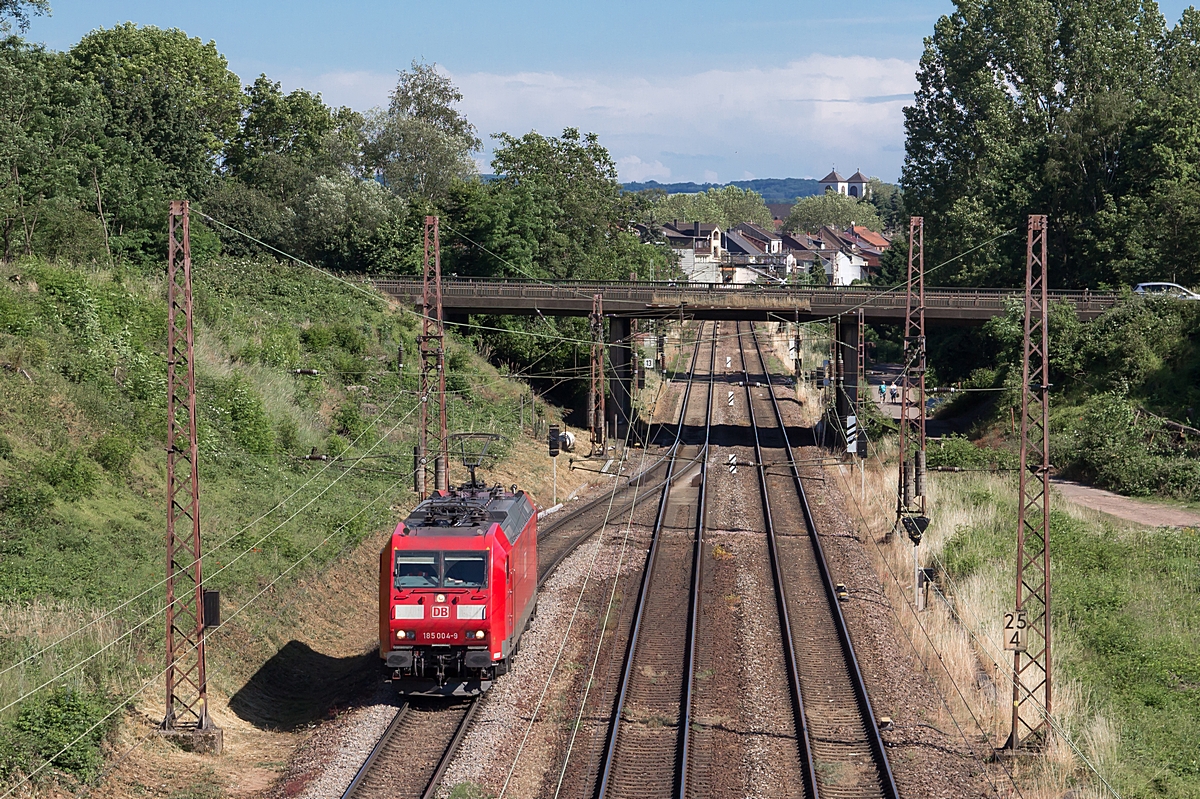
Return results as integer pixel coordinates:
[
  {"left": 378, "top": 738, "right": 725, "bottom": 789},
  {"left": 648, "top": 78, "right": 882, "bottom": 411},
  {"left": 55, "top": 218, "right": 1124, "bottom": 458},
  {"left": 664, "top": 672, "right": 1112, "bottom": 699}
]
[
  {"left": 342, "top": 326, "right": 713, "bottom": 799},
  {"left": 739, "top": 322, "right": 899, "bottom": 799},
  {"left": 340, "top": 699, "right": 478, "bottom": 799},
  {"left": 595, "top": 321, "right": 717, "bottom": 799}
]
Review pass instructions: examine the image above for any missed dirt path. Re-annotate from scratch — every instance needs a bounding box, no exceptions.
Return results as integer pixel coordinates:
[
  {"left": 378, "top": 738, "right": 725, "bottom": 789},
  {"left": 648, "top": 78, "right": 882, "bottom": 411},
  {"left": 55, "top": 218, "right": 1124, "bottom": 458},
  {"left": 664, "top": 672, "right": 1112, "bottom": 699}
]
[{"left": 1052, "top": 478, "right": 1200, "bottom": 528}]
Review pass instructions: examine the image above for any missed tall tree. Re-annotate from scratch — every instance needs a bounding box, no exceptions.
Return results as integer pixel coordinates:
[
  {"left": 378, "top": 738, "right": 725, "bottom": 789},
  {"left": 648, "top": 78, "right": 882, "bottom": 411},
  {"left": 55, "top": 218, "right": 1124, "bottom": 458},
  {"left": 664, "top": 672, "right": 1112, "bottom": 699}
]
[
  {"left": 901, "top": 0, "right": 1190, "bottom": 289},
  {"left": 784, "top": 191, "right": 882, "bottom": 234},
  {"left": 69, "top": 23, "right": 244, "bottom": 260},
  {"left": 0, "top": 38, "right": 103, "bottom": 260},
  {"left": 364, "top": 61, "right": 478, "bottom": 202},
  {"left": 0, "top": 0, "right": 48, "bottom": 33},
  {"left": 651, "top": 185, "right": 773, "bottom": 230}
]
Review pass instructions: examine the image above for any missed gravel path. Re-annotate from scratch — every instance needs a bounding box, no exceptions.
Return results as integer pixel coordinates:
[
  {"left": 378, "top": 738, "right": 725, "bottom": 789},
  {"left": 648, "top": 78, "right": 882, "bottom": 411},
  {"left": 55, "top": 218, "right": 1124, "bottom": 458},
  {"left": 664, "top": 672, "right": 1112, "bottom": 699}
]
[{"left": 1051, "top": 478, "right": 1200, "bottom": 528}]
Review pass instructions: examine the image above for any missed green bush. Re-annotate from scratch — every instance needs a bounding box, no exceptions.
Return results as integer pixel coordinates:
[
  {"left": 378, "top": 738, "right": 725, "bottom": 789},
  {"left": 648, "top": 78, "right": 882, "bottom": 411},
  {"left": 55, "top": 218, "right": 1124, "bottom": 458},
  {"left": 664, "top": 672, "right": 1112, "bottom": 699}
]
[
  {"left": 0, "top": 473, "right": 56, "bottom": 518},
  {"left": 0, "top": 686, "right": 114, "bottom": 782},
  {"left": 276, "top": 417, "right": 299, "bottom": 453},
  {"left": 1055, "top": 392, "right": 1200, "bottom": 500},
  {"left": 0, "top": 435, "right": 11, "bottom": 459},
  {"left": 331, "top": 323, "right": 366, "bottom": 354},
  {"left": 300, "top": 324, "right": 334, "bottom": 352},
  {"left": 927, "top": 435, "right": 1019, "bottom": 470},
  {"left": 333, "top": 402, "right": 366, "bottom": 440},
  {"left": 208, "top": 373, "right": 274, "bottom": 454},
  {"left": 331, "top": 350, "right": 368, "bottom": 382},
  {"left": 89, "top": 434, "right": 134, "bottom": 474},
  {"left": 260, "top": 326, "right": 300, "bottom": 368},
  {"left": 34, "top": 452, "right": 99, "bottom": 501}
]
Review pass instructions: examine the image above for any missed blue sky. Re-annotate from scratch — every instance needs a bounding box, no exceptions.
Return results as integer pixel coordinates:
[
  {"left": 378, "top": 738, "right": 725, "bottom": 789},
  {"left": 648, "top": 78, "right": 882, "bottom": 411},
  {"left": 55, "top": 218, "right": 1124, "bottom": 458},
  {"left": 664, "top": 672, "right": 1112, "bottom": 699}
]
[{"left": 24, "top": 1, "right": 1198, "bottom": 184}]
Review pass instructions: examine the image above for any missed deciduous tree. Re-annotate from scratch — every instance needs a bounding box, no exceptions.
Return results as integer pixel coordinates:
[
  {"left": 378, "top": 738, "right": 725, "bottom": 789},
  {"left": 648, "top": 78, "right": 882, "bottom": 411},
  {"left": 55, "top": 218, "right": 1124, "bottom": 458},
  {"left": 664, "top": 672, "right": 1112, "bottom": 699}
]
[{"left": 783, "top": 191, "right": 881, "bottom": 234}]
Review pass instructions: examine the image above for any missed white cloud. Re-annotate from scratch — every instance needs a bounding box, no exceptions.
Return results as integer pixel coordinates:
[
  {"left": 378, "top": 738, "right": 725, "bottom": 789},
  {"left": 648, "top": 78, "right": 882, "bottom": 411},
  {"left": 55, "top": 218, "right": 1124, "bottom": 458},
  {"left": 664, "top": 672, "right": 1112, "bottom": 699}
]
[
  {"left": 293, "top": 54, "right": 918, "bottom": 182},
  {"left": 452, "top": 55, "right": 917, "bottom": 181},
  {"left": 616, "top": 155, "right": 671, "bottom": 183},
  {"left": 292, "top": 69, "right": 394, "bottom": 111}
]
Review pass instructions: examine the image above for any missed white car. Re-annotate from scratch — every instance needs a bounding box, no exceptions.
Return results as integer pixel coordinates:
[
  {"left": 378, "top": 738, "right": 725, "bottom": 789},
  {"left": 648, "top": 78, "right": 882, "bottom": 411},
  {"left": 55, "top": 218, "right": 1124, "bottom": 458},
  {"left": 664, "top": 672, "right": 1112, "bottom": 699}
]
[{"left": 1133, "top": 282, "right": 1200, "bottom": 300}]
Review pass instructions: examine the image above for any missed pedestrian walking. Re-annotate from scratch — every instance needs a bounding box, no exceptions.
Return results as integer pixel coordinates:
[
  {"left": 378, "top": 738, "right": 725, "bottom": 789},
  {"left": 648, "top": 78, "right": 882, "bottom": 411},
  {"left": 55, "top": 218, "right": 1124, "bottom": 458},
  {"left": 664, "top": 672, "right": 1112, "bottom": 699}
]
[
  {"left": 877, "top": 383, "right": 886, "bottom": 403},
  {"left": 889, "top": 385, "right": 899, "bottom": 404}
]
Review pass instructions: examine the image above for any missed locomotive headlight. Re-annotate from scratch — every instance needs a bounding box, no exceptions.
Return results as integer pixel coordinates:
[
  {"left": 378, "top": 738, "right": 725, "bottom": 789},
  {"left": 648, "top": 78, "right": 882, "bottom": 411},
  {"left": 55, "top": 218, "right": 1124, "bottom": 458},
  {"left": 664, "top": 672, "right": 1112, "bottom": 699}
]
[
  {"left": 395, "top": 629, "right": 407, "bottom": 639},
  {"left": 474, "top": 630, "right": 486, "bottom": 640}
]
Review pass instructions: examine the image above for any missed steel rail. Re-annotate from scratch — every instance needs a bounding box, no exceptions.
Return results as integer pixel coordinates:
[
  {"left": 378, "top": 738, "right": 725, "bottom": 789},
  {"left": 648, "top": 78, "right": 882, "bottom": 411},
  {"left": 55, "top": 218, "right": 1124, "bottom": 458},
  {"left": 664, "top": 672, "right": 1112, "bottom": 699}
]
[
  {"left": 339, "top": 702, "right": 410, "bottom": 799},
  {"left": 676, "top": 320, "right": 717, "bottom": 799},
  {"left": 538, "top": 453, "right": 706, "bottom": 588},
  {"left": 420, "top": 699, "right": 481, "bottom": 799},
  {"left": 339, "top": 698, "right": 479, "bottom": 799},
  {"left": 735, "top": 321, "right": 819, "bottom": 798},
  {"left": 346, "top": 349, "right": 709, "bottom": 799},
  {"left": 749, "top": 325, "right": 900, "bottom": 799},
  {"left": 594, "top": 321, "right": 714, "bottom": 799}
]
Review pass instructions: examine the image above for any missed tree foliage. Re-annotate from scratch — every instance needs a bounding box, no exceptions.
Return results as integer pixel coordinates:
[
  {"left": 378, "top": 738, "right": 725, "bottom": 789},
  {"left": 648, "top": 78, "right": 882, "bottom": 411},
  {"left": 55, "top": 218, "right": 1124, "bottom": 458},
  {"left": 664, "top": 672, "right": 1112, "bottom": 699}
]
[
  {"left": 363, "top": 61, "right": 478, "bottom": 203},
  {"left": 783, "top": 191, "right": 882, "bottom": 234},
  {"left": 650, "top": 185, "right": 773, "bottom": 230},
  {"left": 0, "top": 0, "right": 47, "bottom": 33},
  {"left": 903, "top": 1, "right": 1200, "bottom": 290}
]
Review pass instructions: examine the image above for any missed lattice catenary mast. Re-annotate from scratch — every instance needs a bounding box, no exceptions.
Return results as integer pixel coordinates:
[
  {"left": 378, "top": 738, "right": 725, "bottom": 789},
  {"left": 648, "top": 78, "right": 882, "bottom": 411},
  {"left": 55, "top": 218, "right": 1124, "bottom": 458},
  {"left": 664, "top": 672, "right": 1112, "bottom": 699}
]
[
  {"left": 897, "top": 216, "right": 927, "bottom": 523},
  {"left": 162, "top": 201, "right": 221, "bottom": 752},
  {"left": 1009, "top": 214, "right": 1053, "bottom": 749},
  {"left": 589, "top": 294, "right": 606, "bottom": 455},
  {"left": 418, "top": 216, "right": 449, "bottom": 498}
]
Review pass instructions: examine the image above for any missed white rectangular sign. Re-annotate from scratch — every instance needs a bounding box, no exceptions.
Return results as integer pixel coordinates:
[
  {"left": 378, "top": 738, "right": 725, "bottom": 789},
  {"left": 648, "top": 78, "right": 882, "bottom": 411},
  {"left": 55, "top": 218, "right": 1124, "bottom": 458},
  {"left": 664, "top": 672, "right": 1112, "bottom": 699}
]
[{"left": 1003, "top": 611, "right": 1028, "bottom": 651}]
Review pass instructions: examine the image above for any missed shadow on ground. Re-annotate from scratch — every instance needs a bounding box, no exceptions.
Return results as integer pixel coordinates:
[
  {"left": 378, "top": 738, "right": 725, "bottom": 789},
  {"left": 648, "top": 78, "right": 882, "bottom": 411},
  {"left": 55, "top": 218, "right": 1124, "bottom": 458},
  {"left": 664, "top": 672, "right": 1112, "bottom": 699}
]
[{"left": 229, "top": 640, "right": 381, "bottom": 731}]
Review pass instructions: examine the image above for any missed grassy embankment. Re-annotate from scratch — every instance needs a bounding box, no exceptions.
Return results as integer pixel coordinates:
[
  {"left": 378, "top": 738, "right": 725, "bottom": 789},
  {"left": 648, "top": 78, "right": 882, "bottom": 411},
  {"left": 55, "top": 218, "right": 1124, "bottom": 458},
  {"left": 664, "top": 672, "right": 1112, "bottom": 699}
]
[
  {"left": 836, "top": 444, "right": 1199, "bottom": 799},
  {"left": 0, "top": 256, "right": 561, "bottom": 790}
]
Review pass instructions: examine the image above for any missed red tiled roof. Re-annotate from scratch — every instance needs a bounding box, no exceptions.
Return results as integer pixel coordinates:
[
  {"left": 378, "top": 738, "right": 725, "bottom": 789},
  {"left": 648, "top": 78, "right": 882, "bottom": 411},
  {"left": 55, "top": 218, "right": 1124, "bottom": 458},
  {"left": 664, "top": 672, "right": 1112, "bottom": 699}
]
[{"left": 851, "top": 225, "right": 891, "bottom": 249}]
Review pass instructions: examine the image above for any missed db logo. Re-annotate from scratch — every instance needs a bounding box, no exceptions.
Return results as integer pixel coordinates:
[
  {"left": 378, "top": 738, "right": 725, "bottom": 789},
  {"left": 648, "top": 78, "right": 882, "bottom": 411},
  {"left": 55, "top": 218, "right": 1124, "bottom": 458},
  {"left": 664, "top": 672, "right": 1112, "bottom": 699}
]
[{"left": 431, "top": 606, "right": 450, "bottom": 618}]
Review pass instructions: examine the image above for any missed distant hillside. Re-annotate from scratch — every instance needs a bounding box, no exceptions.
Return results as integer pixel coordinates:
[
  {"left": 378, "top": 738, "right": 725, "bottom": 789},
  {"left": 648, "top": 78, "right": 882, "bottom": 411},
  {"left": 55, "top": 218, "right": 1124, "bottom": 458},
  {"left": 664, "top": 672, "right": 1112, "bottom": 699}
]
[{"left": 622, "top": 177, "right": 822, "bottom": 203}]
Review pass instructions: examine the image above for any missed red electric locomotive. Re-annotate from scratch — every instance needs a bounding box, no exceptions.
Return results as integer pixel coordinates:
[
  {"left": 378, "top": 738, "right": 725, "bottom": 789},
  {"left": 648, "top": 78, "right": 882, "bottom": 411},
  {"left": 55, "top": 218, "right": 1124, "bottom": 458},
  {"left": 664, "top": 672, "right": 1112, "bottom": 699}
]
[{"left": 378, "top": 448, "right": 537, "bottom": 697}]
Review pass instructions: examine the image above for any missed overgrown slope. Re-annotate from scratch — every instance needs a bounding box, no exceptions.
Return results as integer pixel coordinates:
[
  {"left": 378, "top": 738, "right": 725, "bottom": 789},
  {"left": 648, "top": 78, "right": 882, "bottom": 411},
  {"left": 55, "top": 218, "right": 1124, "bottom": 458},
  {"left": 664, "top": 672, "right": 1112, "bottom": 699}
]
[{"left": 0, "top": 256, "right": 535, "bottom": 788}]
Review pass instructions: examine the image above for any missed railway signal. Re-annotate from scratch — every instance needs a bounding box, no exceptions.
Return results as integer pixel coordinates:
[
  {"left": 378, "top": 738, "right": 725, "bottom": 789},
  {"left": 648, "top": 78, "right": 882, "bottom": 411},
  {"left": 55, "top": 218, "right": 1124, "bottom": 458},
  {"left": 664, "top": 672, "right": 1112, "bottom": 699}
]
[
  {"left": 589, "top": 295, "right": 606, "bottom": 456},
  {"left": 548, "top": 424, "right": 561, "bottom": 504}
]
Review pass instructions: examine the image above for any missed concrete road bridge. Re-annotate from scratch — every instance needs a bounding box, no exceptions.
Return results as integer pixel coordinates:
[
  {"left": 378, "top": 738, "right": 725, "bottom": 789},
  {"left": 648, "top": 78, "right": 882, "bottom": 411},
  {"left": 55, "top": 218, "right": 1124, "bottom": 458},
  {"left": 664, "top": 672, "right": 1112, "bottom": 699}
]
[
  {"left": 371, "top": 277, "right": 1117, "bottom": 325},
  {"left": 371, "top": 277, "right": 1119, "bottom": 435}
]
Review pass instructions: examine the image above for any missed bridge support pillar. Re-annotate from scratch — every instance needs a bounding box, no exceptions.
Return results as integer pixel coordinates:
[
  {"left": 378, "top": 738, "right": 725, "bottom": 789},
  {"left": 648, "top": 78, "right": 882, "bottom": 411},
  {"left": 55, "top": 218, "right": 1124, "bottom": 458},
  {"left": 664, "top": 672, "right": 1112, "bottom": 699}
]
[
  {"left": 608, "top": 317, "right": 632, "bottom": 438},
  {"left": 836, "top": 316, "right": 860, "bottom": 421}
]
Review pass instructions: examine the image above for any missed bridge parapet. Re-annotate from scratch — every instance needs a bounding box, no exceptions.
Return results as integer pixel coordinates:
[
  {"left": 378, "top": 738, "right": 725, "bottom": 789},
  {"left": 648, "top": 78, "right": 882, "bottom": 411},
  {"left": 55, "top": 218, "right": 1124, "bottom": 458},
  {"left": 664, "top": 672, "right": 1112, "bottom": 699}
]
[{"left": 371, "top": 278, "right": 1118, "bottom": 324}]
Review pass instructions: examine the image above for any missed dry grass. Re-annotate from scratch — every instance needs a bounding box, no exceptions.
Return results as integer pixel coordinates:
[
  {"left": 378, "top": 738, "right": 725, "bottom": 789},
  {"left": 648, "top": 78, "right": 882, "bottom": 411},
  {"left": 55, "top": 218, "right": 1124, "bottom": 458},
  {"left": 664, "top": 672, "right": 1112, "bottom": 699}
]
[{"left": 831, "top": 439, "right": 1122, "bottom": 798}]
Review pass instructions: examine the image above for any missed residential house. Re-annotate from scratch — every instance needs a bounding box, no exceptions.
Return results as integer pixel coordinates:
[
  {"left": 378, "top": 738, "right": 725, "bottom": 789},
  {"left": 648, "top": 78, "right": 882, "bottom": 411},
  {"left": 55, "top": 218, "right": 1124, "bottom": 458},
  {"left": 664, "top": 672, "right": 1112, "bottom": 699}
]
[
  {"left": 658, "top": 220, "right": 723, "bottom": 283},
  {"left": 721, "top": 229, "right": 773, "bottom": 283},
  {"left": 766, "top": 203, "right": 793, "bottom": 230}
]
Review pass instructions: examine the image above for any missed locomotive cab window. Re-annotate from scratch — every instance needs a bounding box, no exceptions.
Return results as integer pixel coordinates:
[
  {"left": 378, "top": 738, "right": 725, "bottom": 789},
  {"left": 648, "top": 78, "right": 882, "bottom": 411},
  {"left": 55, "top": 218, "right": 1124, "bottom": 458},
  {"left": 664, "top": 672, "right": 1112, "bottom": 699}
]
[
  {"left": 444, "top": 552, "right": 488, "bottom": 588},
  {"left": 395, "top": 552, "right": 439, "bottom": 588}
]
